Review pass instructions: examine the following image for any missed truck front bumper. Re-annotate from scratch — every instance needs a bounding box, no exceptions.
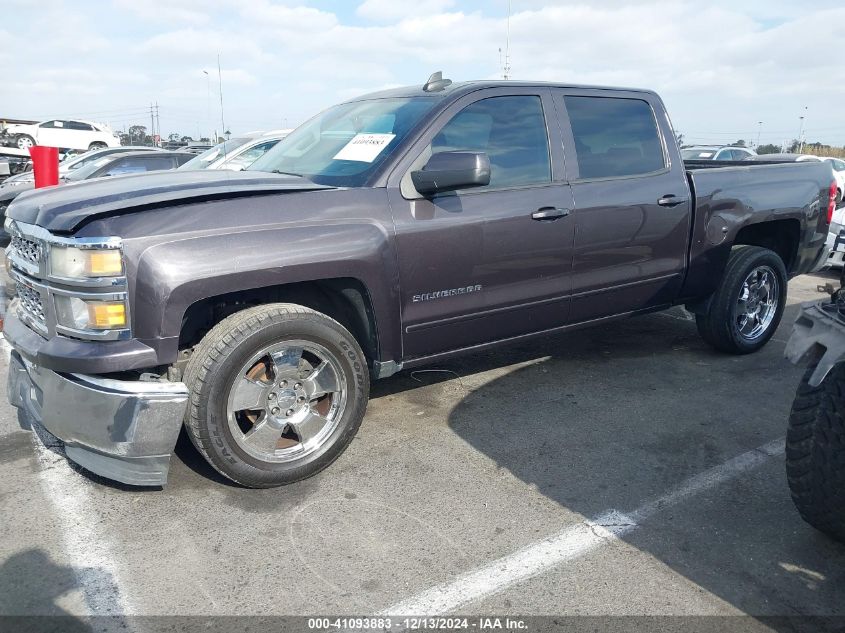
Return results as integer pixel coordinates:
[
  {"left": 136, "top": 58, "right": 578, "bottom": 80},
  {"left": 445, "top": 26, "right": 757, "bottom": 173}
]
[{"left": 7, "top": 349, "right": 188, "bottom": 486}]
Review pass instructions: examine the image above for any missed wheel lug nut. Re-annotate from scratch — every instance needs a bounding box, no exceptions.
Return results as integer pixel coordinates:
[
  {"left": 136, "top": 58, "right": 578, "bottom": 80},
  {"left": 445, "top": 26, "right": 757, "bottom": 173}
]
[
  {"left": 294, "top": 383, "right": 302, "bottom": 390},
  {"left": 271, "top": 407, "right": 280, "bottom": 415},
  {"left": 268, "top": 392, "right": 276, "bottom": 400},
  {"left": 285, "top": 409, "right": 294, "bottom": 417},
  {"left": 280, "top": 380, "right": 287, "bottom": 387},
  {"left": 297, "top": 396, "right": 305, "bottom": 403}
]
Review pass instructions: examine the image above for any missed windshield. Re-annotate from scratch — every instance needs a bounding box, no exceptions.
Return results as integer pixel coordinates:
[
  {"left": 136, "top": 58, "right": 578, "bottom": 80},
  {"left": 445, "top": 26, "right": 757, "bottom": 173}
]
[
  {"left": 681, "top": 148, "right": 717, "bottom": 160},
  {"left": 179, "top": 138, "right": 251, "bottom": 170},
  {"left": 63, "top": 156, "right": 114, "bottom": 181},
  {"left": 248, "top": 97, "right": 437, "bottom": 187}
]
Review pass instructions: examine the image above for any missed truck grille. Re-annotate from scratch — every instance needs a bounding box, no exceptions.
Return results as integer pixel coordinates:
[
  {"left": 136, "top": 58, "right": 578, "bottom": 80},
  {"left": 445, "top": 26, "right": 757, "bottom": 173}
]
[
  {"left": 10, "top": 235, "right": 42, "bottom": 265},
  {"left": 15, "top": 280, "right": 46, "bottom": 324}
]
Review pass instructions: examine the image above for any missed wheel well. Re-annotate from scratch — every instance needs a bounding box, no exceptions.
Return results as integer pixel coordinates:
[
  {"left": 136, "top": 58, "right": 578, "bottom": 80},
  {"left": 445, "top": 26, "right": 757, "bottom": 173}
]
[
  {"left": 179, "top": 278, "right": 380, "bottom": 366},
  {"left": 733, "top": 219, "right": 800, "bottom": 271}
]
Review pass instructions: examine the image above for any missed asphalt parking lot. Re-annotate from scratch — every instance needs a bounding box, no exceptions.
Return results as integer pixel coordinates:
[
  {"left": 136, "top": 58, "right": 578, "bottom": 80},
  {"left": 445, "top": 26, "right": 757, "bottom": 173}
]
[{"left": 1, "top": 270, "right": 844, "bottom": 628}]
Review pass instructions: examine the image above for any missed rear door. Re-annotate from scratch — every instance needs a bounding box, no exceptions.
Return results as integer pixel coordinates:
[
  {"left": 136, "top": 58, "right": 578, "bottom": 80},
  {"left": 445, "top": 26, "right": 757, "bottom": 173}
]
[
  {"left": 387, "top": 87, "right": 575, "bottom": 359},
  {"left": 552, "top": 90, "right": 692, "bottom": 323},
  {"left": 36, "top": 120, "right": 69, "bottom": 147}
]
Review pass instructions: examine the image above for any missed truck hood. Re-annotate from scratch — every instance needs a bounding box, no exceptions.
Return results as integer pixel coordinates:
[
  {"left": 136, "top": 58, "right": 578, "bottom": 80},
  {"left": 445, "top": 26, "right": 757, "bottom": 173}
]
[{"left": 6, "top": 169, "right": 333, "bottom": 232}]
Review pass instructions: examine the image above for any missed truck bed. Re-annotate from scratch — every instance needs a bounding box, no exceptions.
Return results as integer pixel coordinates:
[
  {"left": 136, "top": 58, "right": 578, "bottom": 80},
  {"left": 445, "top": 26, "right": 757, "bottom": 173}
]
[{"left": 681, "top": 159, "right": 833, "bottom": 300}]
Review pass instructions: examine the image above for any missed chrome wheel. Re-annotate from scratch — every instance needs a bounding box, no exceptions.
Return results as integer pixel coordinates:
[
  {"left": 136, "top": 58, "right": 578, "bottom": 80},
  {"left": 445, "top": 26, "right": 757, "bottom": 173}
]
[
  {"left": 225, "top": 340, "right": 347, "bottom": 463},
  {"left": 16, "top": 136, "right": 33, "bottom": 150},
  {"left": 735, "top": 265, "right": 779, "bottom": 341}
]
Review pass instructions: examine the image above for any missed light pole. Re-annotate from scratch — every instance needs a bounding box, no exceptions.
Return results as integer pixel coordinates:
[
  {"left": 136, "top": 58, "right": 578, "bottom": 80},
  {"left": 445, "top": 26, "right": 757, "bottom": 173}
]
[
  {"left": 756, "top": 121, "right": 762, "bottom": 149},
  {"left": 203, "top": 70, "right": 210, "bottom": 142},
  {"left": 797, "top": 106, "right": 807, "bottom": 153}
]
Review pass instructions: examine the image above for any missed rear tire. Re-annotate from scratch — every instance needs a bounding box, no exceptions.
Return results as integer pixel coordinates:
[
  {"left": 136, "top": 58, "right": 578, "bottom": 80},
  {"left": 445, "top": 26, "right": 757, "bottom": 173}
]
[
  {"left": 786, "top": 365, "right": 845, "bottom": 542},
  {"left": 88, "top": 142, "right": 107, "bottom": 151},
  {"left": 182, "top": 303, "right": 370, "bottom": 488},
  {"left": 695, "top": 245, "right": 787, "bottom": 354}
]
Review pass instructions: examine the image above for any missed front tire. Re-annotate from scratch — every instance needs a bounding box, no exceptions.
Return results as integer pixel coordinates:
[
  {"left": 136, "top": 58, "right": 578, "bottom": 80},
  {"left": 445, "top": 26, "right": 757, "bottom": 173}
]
[
  {"left": 182, "top": 304, "right": 370, "bottom": 488},
  {"left": 786, "top": 365, "right": 845, "bottom": 542},
  {"left": 88, "top": 142, "right": 107, "bottom": 151},
  {"left": 16, "top": 135, "right": 34, "bottom": 150},
  {"left": 695, "top": 245, "right": 787, "bottom": 354}
]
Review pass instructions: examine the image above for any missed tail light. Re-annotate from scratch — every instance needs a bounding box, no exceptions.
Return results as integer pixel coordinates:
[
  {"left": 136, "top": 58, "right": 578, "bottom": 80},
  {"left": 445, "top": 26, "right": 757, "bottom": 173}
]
[{"left": 828, "top": 180, "right": 837, "bottom": 224}]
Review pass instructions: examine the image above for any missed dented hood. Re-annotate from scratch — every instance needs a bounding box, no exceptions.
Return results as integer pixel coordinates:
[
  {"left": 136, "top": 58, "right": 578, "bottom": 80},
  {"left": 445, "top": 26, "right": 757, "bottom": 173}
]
[{"left": 6, "top": 169, "right": 333, "bottom": 233}]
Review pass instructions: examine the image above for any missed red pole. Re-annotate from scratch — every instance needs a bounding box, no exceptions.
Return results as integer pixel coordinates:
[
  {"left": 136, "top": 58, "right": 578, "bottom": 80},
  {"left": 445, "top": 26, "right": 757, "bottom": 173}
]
[{"left": 29, "top": 146, "right": 59, "bottom": 188}]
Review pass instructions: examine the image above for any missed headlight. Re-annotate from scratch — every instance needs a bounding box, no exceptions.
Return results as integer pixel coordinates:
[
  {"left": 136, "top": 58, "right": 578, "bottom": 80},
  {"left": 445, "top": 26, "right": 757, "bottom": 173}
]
[
  {"left": 54, "top": 296, "right": 128, "bottom": 330},
  {"left": 50, "top": 246, "right": 123, "bottom": 278}
]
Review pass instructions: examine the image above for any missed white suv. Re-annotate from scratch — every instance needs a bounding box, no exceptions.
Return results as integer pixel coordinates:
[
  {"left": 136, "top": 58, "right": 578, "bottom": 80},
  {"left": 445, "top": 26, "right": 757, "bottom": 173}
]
[{"left": 3, "top": 119, "right": 120, "bottom": 151}]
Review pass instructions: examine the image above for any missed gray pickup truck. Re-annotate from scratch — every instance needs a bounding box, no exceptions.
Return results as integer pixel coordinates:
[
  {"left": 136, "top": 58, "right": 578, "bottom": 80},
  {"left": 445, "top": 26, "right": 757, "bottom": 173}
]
[{"left": 4, "top": 74, "right": 837, "bottom": 488}]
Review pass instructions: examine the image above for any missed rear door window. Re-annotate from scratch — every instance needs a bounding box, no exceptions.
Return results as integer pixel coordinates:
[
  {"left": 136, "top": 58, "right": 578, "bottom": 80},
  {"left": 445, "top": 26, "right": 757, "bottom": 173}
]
[
  {"left": 66, "top": 121, "right": 94, "bottom": 131},
  {"left": 565, "top": 95, "right": 665, "bottom": 179}
]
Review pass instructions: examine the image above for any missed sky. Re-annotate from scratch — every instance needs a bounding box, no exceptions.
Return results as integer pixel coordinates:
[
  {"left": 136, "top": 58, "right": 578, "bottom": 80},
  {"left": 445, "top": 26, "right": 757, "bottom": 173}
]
[{"left": 2, "top": 0, "right": 845, "bottom": 146}]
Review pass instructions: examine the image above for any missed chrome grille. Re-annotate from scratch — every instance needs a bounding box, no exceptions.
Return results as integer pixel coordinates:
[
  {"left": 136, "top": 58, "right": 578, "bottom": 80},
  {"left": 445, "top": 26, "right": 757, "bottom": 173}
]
[
  {"left": 10, "top": 235, "right": 42, "bottom": 265},
  {"left": 15, "top": 280, "right": 46, "bottom": 324}
]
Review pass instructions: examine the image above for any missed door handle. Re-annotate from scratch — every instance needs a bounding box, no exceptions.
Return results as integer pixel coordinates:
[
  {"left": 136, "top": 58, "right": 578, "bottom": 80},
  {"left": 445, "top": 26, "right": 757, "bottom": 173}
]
[
  {"left": 657, "top": 195, "right": 687, "bottom": 207},
  {"left": 532, "top": 207, "right": 570, "bottom": 221}
]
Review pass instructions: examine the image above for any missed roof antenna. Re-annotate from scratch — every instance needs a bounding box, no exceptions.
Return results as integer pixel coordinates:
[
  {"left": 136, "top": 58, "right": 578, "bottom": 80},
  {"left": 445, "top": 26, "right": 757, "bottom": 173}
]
[{"left": 423, "top": 71, "right": 452, "bottom": 92}]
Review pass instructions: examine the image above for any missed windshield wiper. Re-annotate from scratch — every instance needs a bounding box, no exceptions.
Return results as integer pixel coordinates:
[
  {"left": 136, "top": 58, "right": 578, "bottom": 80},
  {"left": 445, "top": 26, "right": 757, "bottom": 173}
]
[{"left": 270, "top": 169, "right": 303, "bottom": 177}]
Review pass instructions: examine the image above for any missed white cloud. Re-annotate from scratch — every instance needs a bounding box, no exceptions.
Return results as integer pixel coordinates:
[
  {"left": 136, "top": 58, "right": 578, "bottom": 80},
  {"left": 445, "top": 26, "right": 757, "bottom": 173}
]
[
  {"left": 3, "top": 1, "right": 845, "bottom": 146},
  {"left": 356, "top": 0, "right": 456, "bottom": 22}
]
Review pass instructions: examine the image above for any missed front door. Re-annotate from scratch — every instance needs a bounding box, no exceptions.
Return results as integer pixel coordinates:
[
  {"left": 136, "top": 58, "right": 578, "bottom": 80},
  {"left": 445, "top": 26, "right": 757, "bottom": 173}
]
[
  {"left": 388, "top": 89, "right": 576, "bottom": 360},
  {"left": 552, "top": 90, "right": 692, "bottom": 323}
]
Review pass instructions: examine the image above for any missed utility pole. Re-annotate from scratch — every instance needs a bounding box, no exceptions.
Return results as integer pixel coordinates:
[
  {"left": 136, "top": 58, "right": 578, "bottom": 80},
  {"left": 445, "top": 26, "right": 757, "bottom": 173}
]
[
  {"left": 150, "top": 103, "right": 155, "bottom": 147},
  {"left": 756, "top": 121, "right": 762, "bottom": 149},
  {"left": 502, "top": 0, "right": 512, "bottom": 80},
  {"left": 156, "top": 102, "right": 160, "bottom": 146}
]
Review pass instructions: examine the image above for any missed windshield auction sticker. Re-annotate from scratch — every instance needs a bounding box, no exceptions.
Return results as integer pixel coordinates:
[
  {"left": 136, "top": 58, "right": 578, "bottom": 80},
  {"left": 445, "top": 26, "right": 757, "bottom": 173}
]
[{"left": 333, "top": 133, "right": 396, "bottom": 163}]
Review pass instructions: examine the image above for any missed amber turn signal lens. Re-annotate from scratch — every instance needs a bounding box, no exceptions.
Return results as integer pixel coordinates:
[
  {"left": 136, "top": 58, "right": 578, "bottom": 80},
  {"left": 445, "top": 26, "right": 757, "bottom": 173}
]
[
  {"left": 86, "top": 250, "right": 123, "bottom": 276},
  {"left": 87, "top": 302, "right": 127, "bottom": 329}
]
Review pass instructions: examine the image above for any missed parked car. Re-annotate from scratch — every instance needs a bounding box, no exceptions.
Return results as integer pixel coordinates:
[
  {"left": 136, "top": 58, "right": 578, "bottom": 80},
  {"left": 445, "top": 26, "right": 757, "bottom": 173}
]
[
  {"left": 179, "top": 130, "right": 290, "bottom": 172},
  {"left": 681, "top": 145, "right": 757, "bottom": 161},
  {"left": 785, "top": 271, "right": 845, "bottom": 542},
  {"left": 0, "top": 150, "right": 192, "bottom": 244},
  {"left": 0, "top": 145, "right": 164, "bottom": 188},
  {"left": 180, "top": 143, "right": 214, "bottom": 154},
  {"left": 3, "top": 75, "right": 835, "bottom": 488},
  {"left": 820, "top": 157, "right": 845, "bottom": 208},
  {"left": 747, "top": 153, "right": 821, "bottom": 163},
  {"left": 1, "top": 119, "right": 121, "bottom": 151},
  {"left": 823, "top": 207, "right": 845, "bottom": 269}
]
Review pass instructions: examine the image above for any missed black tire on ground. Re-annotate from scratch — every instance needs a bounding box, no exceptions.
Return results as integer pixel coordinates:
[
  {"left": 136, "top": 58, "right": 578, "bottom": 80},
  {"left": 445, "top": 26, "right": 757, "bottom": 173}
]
[
  {"left": 786, "top": 364, "right": 845, "bottom": 542},
  {"left": 16, "top": 135, "right": 35, "bottom": 150},
  {"left": 88, "top": 142, "right": 107, "bottom": 151},
  {"left": 695, "top": 245, "right": 787, "bottom": 354},
  {"left": 181, "top": 303, "right": 370, "bottom": 488}
]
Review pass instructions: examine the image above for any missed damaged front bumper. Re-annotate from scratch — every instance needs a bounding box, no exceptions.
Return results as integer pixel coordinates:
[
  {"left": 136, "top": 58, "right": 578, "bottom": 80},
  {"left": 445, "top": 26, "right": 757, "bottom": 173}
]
[{"left": 7, "top": 349, "right": 188, "bottom": 486}]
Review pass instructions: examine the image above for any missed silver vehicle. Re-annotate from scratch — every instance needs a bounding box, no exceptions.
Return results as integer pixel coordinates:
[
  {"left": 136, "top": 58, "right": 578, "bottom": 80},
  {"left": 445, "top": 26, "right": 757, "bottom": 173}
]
[
  {"left": 681, "top": 144, "right": 757, "bottom": 161},
  {"left": 179, "top": 130, "right": 291, "bottom": 172},
  {"left": 0, "top": 145, "right": 164, "bottom": 188}
]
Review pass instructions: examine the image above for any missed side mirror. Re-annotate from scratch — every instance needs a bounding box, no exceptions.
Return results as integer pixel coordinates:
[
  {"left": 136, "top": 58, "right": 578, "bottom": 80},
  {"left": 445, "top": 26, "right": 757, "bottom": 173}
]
[{"left": 411, "top": 151, "right": 491, "bottom": 195}]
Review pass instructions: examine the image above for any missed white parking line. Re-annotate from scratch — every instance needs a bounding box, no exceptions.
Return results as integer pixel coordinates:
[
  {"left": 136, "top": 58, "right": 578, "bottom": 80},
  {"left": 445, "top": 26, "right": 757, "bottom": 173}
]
[
  {"left": 1, "top": 336, "right": 132, "bottom": 616},
  {"left": 381, "top": 438, "right": 785, "bottom": 617}
]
